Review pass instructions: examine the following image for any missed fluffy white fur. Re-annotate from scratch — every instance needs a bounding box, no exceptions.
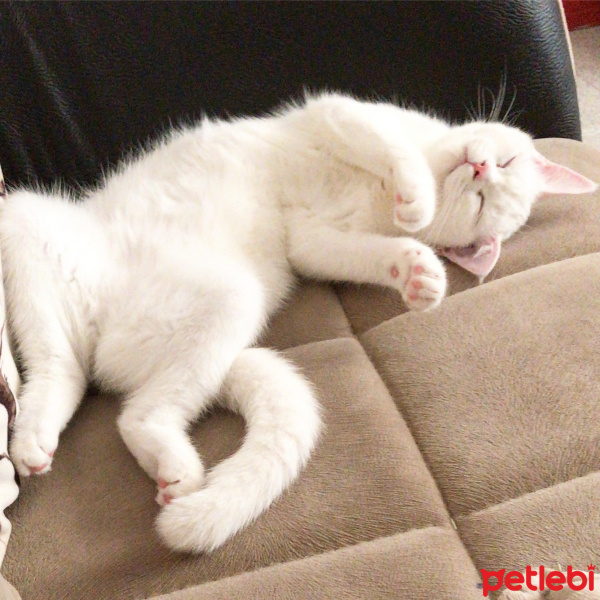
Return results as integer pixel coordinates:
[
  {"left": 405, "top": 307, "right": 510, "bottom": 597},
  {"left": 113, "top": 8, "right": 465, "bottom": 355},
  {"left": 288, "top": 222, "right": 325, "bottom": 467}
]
[{"left": 0, "top": 93, "right": 595, "bottom": 553}]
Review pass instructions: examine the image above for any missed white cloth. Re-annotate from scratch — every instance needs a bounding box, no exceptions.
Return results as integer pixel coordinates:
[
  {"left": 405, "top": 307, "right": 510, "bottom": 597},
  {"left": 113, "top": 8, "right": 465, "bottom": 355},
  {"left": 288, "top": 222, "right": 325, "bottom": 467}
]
[{"left": 0, "top": 163, "right": 21, "bottom": 598}]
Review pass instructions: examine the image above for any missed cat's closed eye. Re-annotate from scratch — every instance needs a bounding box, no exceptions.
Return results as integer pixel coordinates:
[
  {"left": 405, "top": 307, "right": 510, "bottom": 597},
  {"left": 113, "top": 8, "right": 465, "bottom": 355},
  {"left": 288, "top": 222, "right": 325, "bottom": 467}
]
[{"left": 499, "top": 156, "right": 516, "bottom": 168}]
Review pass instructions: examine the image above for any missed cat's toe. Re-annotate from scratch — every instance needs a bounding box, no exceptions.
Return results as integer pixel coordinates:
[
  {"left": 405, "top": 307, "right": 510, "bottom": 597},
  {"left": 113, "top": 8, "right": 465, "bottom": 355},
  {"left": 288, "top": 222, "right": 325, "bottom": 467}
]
[
  {"left": 10, "top": 433, "right": 56, "bottom": 477},
  {"left": 156, "top": 486, "right": 174, "bottom": 507}
]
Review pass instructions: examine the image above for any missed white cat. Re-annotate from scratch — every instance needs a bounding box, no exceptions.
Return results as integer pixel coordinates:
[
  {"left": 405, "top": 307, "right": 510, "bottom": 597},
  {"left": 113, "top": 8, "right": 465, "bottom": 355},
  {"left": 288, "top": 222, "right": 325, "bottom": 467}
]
[{"left": 0, "top": 93, "right": 595, "bottom": 553}]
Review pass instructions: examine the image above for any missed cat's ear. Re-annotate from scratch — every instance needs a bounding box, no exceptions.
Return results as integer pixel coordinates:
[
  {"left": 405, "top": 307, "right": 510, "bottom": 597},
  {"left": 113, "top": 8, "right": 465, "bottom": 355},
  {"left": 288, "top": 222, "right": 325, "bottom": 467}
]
[{"left": 533, "top": 150, "right": 598, "bottom": 195}]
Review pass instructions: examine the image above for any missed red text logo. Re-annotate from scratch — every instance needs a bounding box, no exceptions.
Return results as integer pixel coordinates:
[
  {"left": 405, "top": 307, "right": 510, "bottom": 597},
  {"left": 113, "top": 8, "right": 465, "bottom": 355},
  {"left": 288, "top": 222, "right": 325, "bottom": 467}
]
[{"left": 480, "top": 565, "right": 595, "bottom": 597}]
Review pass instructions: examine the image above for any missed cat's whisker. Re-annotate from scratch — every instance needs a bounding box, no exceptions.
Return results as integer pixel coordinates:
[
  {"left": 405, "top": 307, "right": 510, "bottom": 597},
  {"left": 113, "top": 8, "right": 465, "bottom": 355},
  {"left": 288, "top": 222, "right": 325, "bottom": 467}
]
[
  {"left": 491, "top": 73, "right": 508, "bottom": 122},
  {"left": 501, "top": 85, "right": 518, "bottom": 124},
  {"left": 505, "top": 107, "right": 525, "bottom": 127},
  {"left": 482, "top": 86, "right": 494, "bottom": 122},
  {"left": 466, "top": 104, "right": 477, "bottom": 122},
  {"left": 476, "top": 72, "right": 519, "bottom": 124}
]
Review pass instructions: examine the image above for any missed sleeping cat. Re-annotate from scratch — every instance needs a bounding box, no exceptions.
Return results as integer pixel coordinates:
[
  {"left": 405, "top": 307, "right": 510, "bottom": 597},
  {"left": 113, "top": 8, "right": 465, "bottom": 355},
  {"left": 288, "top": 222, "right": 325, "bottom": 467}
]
[{"left": 1, "top": 93, "right": 595, "bottom": 553}]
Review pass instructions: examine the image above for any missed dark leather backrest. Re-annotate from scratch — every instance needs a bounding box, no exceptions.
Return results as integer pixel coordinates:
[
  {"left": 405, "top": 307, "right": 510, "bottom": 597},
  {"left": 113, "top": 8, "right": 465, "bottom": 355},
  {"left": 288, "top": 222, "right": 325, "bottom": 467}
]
[{"left": 0, "top": 1, "right": 580, "bottom": 189}]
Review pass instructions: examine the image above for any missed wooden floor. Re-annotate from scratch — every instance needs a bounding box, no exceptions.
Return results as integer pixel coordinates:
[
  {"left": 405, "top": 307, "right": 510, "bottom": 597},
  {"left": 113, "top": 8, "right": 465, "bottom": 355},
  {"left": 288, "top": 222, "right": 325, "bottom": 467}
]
[{"left": 570, "top": 26, "right": 600, "bottom": 149}]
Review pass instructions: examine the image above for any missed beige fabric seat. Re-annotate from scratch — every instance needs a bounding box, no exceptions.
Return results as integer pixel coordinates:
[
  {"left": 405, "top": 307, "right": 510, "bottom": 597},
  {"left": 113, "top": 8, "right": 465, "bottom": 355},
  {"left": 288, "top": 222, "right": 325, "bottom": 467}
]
[{"left": 4, "top": 139, "right": 599, "bottom": 599}]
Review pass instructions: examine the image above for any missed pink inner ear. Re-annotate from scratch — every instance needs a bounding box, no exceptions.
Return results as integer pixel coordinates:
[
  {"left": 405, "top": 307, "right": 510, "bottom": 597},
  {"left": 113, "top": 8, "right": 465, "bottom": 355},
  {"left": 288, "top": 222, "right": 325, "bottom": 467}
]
[
  {"left": 533, "top": 150, "right": 598, "bottom": 195},
  {"left": 439, "top": 236, "right": 501, "bottom": 280}
]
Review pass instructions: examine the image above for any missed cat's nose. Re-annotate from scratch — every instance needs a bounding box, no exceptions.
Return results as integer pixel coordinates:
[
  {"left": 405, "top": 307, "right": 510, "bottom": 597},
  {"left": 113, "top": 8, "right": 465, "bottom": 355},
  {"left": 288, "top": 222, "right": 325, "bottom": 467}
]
[{"left": 469, "top": 161, "right": 489, "bottom": 180}]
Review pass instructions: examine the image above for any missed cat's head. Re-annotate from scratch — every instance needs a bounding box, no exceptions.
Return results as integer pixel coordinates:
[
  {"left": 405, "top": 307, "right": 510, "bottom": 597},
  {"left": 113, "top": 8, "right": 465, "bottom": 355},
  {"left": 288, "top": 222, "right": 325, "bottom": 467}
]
[{"left": 419, "top": 122, "right": 597, "bottom": 279}]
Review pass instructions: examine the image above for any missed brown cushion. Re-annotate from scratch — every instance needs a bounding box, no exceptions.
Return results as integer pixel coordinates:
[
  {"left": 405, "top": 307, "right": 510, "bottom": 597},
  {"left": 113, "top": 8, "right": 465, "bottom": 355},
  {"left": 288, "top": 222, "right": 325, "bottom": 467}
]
[
  {"left": 147, "top": 527, "right": 482, "bottom": 600},
  {"left": 362, "top": 253, "right": 600, "bottom": 516},
  {"left": 258, "top": 281, "right": 352, "bottom": 350},
  {"left": 457, "top": 471, "right": 600, "bottom": 574}
]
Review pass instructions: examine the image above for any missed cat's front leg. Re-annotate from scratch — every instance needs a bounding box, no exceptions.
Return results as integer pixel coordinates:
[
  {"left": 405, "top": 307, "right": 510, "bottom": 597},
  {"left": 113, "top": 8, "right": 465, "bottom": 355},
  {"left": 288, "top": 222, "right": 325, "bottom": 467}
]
[
  {"left": 288, "top": 226, "right": 446, "bottom": 311},
  {"left": 388, "top": 151, "right": 437, "bottom": 233},
  {"left": 308, "top": 95, "right": 437, "bottom": 233}
]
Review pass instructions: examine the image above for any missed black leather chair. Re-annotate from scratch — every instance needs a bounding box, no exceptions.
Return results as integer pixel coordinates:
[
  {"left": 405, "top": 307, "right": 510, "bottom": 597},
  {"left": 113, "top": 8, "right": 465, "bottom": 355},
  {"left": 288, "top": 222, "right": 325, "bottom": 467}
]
[{"left": 0, "top": 1, "right": 580, "bottom": 189}]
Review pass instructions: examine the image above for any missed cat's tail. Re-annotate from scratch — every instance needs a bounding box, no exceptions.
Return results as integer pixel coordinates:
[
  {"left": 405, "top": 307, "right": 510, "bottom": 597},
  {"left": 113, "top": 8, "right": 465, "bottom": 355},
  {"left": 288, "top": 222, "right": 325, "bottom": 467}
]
[{"left": 156, "top": 347, "right": 322, "bottom": 553}]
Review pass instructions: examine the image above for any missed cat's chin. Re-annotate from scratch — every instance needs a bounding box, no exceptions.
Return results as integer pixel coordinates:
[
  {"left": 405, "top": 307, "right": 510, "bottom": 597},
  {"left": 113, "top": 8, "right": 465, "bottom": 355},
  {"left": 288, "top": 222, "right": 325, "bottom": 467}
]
[{"left": 438, "top": 235, "right": 501, "bottom": 280}]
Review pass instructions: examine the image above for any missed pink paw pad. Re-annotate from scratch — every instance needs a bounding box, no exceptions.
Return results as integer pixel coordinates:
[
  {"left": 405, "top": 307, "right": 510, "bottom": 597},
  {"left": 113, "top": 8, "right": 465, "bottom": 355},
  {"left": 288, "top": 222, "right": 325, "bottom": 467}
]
[
  {"left": 26, "top": 463, "right": 48, "bottom": 474},
  {"left": 162, "top": 494, "right": 173, "bottom": 505},
  {"left": 408, "top": 292, "right": 419, "bottom": 301},
  {"left": 157, "top": 477, "right": 180, "bottom": 489},
  {"left": 396, "top": 194, "right": 403, "bottom": 204},
  {"left": 413, "top": 265, "right": 425, "bottom": 275},
  {"left": 411, "top": 280, "right": 423, "bottom": 290},
  {"left": 390, "top": 265, "right": 400, "bottom": 278}
]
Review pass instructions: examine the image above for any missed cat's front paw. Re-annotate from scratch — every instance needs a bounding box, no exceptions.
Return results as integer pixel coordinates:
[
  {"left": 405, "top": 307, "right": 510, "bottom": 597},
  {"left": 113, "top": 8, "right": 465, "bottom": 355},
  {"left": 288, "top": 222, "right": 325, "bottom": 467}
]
[
  {"left": 390, "top": 242, "right": 446, "bottom": 311},
  {"left": 390, "top": 161, "right": 436, "bottom": 233},
  {"left": 10, "top": 425, "right": 58, "bottom": 477}
]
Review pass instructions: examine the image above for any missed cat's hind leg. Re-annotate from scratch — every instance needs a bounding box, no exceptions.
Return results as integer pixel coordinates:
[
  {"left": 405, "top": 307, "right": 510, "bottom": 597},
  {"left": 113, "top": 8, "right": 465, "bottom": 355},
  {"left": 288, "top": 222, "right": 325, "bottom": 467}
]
[
  {"left": 1, "top": 191, "right": 97, "bottom": 476},
  {"left": 118, "top": 378, "right": 209, "bottom": 507},
  {"left": 98, "top": 261, "right": 267, "bottom": 505},
  {"left": 156, "top": 346, "right": 321, "bottom": 553},
  {"left": 305, "top": 94, "right": 437, "bottom": 231}
]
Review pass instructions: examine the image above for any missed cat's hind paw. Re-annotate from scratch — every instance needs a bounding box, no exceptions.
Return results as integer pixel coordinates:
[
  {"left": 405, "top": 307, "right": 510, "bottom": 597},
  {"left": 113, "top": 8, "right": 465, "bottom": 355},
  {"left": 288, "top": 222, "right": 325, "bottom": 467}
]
[
  {"left": 155, "top": 456, "right": 205, "bottom": 506},
  {"left": 10, "top": 429, "right": 57, "bottom": 477}
]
